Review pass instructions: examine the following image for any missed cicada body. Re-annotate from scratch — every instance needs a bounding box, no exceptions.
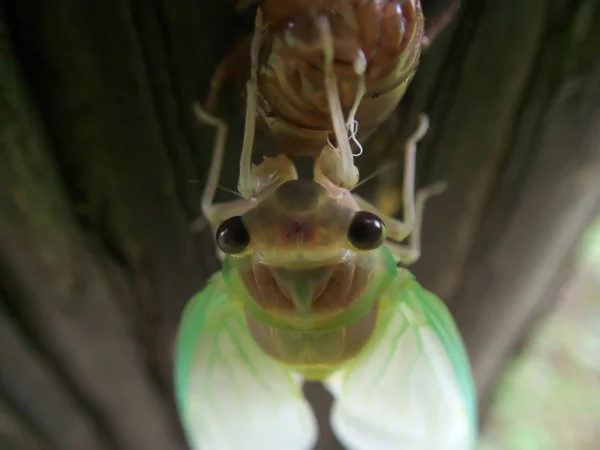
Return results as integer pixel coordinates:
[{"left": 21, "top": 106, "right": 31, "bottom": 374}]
[
  {"left": 177, "top": 2, "right": 473, "bottom": 446},
  {"left": 175, "top": 110, "right": 477, "bottom": 449},
  {"left": 175, "top": 177, "right": 477, "bottom": 450}
]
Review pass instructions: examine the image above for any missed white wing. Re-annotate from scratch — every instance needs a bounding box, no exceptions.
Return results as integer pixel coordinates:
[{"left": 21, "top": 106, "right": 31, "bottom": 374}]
[
  {"left": 325, "top": 275, "right": 477, "bottom": 450},
  {"left": 175, "top": 275, "right": 317, "bottom": 450}
]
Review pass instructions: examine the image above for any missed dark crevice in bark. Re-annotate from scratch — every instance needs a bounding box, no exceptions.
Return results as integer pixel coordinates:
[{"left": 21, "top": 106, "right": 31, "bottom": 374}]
[
  {"left": 456, "top": 1, "right": 599, "bottom": 290},
  {"left": 467, "top": 4, "right": 556, "bottom": 264},
  {"left": 123, "top": 0, "right": 196, "bottom": 398},
  {"left": 0, "top": 300, "right": 54, "bottom": 449},
  {"left": 0, "top": 267, "right": 121, "bottom": 449},
  {"left": 127, "top": 0, "right": 202, "bottom": 222},
  {"left": 0, "top": 390, "right": 52, "bottom": 450},
  {"left": 1, "top": 5, "right": 189, "bottom": 446},
  {"left": 418, "top": 0, "right": 485, "bottom": 186},
  {"left": 0, "top": 26, "right": 123, "bottom": 449},
  {"left": 1, "top": 3, "right": 100, "bottom": 234},
  {"left": 0, "top": 294, "right": 116, "bottom": 450}
]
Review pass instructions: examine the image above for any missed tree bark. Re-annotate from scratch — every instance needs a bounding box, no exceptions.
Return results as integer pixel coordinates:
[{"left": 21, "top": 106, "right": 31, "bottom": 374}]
[
  {"left": 407, "top": 0, "right": 600, "bottom": 409},
  {"left": 1, "top": 1, "right": 599, "bottom": 449}
]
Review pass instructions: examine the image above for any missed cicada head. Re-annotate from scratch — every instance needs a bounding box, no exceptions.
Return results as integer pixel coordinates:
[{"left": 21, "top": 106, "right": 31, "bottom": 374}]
[
  {"left": 215, "top": 179, "right": 397, "bottom": 373},
  {"left": 216, "top": 179, "right": 396, "bottom": 327}
]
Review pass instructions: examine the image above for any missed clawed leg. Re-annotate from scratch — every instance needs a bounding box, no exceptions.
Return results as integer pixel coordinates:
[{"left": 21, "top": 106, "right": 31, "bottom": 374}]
[
  {"left": 314, "top": 61, "right": 366, "bottom": 195},
  {"left": 351, "top": 114, "right": 445, "bottom": 265},
  {"left": 193, "top": 10, "right": 300, "bottom": 259},
  {"left": 193, "top": 105, "right": 253, "bottom": 225},
  {"left": 193, "top": 103, "right": 298, "bottom": 261},
  {"left": 315, "top": 17, "right": 360, "bottom": 189},
  {"left": 385, "top": 181, "right": 447, "bottom": 265},
  {"left": 238, "top": 8, "right": 298, "bottom": 199},
  {"left": 353, "top": 114, "right": 428, "bottom": 239},
  {"left": 192, "top": 104, "right": 258, "bottom": 260},
  {"left": 344, "top": 51, "right": 367, "bottom": 157},
  {"left": 194, "top": 9, "right": 299, "bottom": 260},
  {"left": 354, "top": 180, "right": 446, "bottom": 266}
]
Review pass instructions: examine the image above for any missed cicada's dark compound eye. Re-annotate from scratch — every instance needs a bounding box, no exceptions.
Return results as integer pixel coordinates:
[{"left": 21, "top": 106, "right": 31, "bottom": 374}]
[
  {"left": 216, "top": 216, "right": 250, "bottom": 255},
  {"left": 347, "top": 211, "right": 387, "bottom": 251}
]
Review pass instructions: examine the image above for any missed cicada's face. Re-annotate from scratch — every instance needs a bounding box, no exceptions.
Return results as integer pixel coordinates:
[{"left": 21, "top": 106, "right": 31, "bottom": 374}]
[{"left": 216, "top": 179, "right": 388, "bottom": 324}]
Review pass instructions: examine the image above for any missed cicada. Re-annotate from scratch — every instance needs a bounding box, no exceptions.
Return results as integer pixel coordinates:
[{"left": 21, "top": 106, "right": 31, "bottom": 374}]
[
  {"left": 175, "top": 104, "right": 476, "bottom": 448},
  {"left": 175, "top": 1, "right": 475, "bottom": 448}
]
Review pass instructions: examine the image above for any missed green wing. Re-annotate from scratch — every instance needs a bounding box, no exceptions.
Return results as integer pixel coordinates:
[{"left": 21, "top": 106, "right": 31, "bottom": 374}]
[
  {"left": 174, "top": 274, "right": 317, "bottom": 450},
  {"left": 325, "top": 271, "right": 477, "bottom": 450}
]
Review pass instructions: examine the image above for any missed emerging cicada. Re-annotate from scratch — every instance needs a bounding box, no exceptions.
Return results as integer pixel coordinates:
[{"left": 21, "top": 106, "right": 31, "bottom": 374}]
[
  {"left": 175, "top": 111, "right": 476, "bottom": 449},
  {"left": 175, "top": 1, "right": 475, "bottom": 449}
]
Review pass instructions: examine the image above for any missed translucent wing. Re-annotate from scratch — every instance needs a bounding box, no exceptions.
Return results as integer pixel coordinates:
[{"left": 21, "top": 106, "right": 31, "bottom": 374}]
[
  {"left": 175, "top": 274, "right": 318, "bottom": 450},
  {"left": 325, "top": 272, "right": 477, "bottom": 450}
]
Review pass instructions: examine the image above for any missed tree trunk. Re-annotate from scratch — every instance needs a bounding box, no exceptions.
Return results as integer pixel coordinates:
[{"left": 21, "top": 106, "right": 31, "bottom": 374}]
[{"left": 1, "top": 1, "right": 599, "bottom": 449}]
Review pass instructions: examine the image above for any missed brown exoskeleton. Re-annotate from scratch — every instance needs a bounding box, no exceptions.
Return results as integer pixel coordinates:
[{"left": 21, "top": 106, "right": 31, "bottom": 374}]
[
  {"left": 223, "top": 0, "right": 424, "bottom": 155},
  {"left": 194, "top": 0, "right": 459, "bottom": 260},
  {"left": 205, "top": 0, "right": 460, "bottom": 158},
  {"left": 205, "top": 0, "right": 426, "bottom": 191}
]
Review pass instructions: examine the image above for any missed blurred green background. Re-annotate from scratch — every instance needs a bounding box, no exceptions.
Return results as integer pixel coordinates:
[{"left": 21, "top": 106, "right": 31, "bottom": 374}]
[{"left": 479, "top": 217, "right": 600, "bottom": 450}]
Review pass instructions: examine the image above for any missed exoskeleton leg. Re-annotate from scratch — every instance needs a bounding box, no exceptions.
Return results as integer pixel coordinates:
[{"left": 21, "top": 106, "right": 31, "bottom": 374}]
[
  {"left": 192, "top": 105, "right": 252, "bottom": 226},
  {"left": 193, "top": 103, "right": 299, "bottom": 260},
  {"left": 352, "top": 114, "right": 428, "bottom": 240},
  {"left": 194, "top": 9, "right": 299, "bottom": 224},
  {"left": 351, "top": 114, "right": 445, "bottom": 265},
  {"left": 237, "top": 8, "right": 298, "bottom": 199},
  {"left": 192, "top": 105, "right": 259, "bottom": 260},
  {"left": 315, "top": 17, "right": 360, "bottom": 190},
  {"left": 384, "top": 181, "right": 446, "bottom": 265}
]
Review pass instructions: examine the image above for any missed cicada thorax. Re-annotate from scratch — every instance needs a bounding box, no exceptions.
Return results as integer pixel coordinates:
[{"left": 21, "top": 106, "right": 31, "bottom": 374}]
[
  {"left": 255, "top": 0, "right": 425, "bottom": 157},
  {"left": 221, "top": 241, "right": 399, "bottom": 380},
  {"left": 240, "top": 258, "right": 371, "bottom": 315},
  {"left": 239, "top": 256, "right": 380, "bottom": 379},
  {"left": 244, "top": 304, "right": 379, "bottom": 380}
]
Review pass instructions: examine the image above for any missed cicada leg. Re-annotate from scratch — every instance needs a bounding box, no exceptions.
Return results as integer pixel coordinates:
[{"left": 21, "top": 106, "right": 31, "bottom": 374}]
[
  {"left": 314, "top": 16, "right": 360, "bottom": 190},
  {"left": 192, "top": 102, "right": 296, "bottom": 260},
  {"left": 192, "top": 13, "right": 298, "bottom": 259},
  {"left": 190, "top": 105, "right": 255, "bottom": 259},
  {"left": 237, "top": 8, "right": 298, "bottom": 199},
  {"left": 316, "top": 57, "right": 367, "bottom": 189},
  {"left": 351, "top": 114, "right": 446, "bottom": 265},
  {"left": 384, "top": 181, "right": 446, "bottom": 265}
]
